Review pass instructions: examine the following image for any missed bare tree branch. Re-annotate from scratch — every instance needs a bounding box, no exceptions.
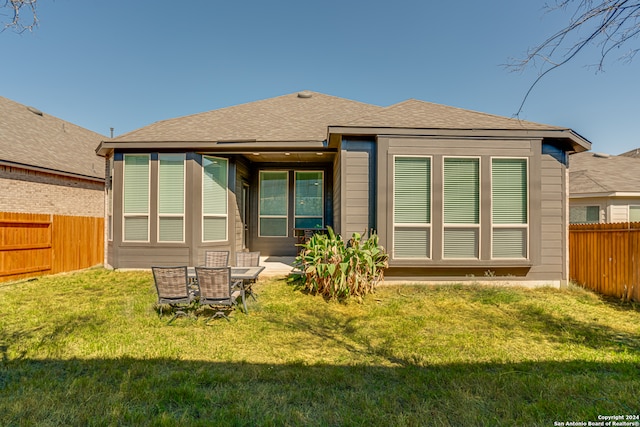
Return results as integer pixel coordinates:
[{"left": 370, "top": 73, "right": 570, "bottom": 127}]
[
  {"left": 1, "top": 0, "right": 38, "bottom": 33},
  {"left": 508, "top": 1, "right": 640, "bottom": 114}
]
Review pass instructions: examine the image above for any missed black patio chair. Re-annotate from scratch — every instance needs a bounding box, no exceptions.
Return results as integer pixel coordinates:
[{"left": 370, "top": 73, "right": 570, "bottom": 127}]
[
  {"left": 151, "top": 266, "right": 195, "bottom": 324},
  {"left": 194, "top": 266, "right": 246, "bottom": 322}
]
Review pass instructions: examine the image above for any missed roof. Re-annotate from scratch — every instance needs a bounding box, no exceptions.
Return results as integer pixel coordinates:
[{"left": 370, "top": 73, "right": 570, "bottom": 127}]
[
  {"left": 100, "top": 90, "right": 591, "bottom": 154},
  {"left": 342, "top": 98, "right": 561, "bottom": 130},
  {"left": 619, "top": 147, "right": 640, "bottom": 158},
  {"left": 113, "top": 91, "right": 383, "bottom": 143},
  {"left": 570, "top": 151, "right": 640, "bottom": 195},
  {"left": 0, "top": 96, "right": 105, "bottom": 180}
]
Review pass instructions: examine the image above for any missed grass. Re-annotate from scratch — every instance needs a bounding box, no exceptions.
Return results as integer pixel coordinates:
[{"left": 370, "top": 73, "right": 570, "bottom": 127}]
[{"left": 0, "top": 268, "right": 639, "bottom": 426}]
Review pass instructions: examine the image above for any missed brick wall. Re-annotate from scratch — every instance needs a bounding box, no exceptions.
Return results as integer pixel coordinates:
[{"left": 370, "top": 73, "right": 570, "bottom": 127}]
[{"left": 0, "top": 165, "right": 104, "bottom": 217}]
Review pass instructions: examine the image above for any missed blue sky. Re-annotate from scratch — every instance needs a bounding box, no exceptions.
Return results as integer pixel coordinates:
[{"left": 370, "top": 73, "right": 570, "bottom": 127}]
[{"left": 1, "top": 0, "right": 638, "bottom": 154}]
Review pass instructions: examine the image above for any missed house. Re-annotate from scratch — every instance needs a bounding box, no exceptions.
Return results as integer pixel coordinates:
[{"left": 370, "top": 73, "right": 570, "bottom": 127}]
[
  {"left": 96, "top": 91, "right": 591, "bottom": 285},
  {"left": 569, "top": 151, "right": 640, "bottom": 224},
  {"left": 0, "top": 96, "right": 106, "bottom": 281},
  {"left": 0, "top": 96, "right": 105, "bottom": 216}
]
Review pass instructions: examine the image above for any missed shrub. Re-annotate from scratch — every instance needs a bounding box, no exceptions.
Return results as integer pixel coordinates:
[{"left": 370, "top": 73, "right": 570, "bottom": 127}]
[{"left": 290, "top": 227, "right": 389, "bottom": 300}]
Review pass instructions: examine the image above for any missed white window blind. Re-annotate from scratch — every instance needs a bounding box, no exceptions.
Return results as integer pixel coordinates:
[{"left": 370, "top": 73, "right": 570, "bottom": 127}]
[
  {"left": 393, "top": 157, "right": 431, "bottom": 258},
  {"left": 202, "top": 156, "right": 228, "bottom": 242},
  {"left": 123, "top": 154, "right": 149, "bottom": 242},
  {"left": 492, "top": 158, "right": 528, "bottom": 259},
  {"left": 443, "top": 158, "right": 479, "bottom": 259},
  {"left": 158, "top": 154, "right": 185, "bottom": 242}
]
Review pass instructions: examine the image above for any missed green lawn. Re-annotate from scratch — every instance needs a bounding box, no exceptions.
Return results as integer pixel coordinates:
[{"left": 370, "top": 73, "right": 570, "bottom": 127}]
[{"left": 1, "top": 268, "right": 639, "bottom": 426}]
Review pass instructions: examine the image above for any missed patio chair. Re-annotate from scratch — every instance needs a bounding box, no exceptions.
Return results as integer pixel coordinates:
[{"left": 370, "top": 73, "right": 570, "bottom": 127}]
[
  {"left": 152, "top": 266, "right": 195, "bottom": 324},
  {"left": 204, "top": 250, "right": 229, "bottom": 267},
  {"left": 235, "top": 251, "right": 261, "bottom": 299},
  {"left": 194, "top": 266, "right": 246, "bottom": 322}
]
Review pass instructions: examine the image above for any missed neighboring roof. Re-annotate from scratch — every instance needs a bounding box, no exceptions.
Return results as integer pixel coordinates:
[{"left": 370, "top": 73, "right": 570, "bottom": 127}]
[
  {"left": 619, "top": 147, "right": 640, "bottom": 158},
  {"left": 99, "top": 90, "right": 591, "bottom": 154},
  {"left": 112, "top": 91, "right": 383, "bottom": 143},
  {"left": 0, "top": 96, "right": 105, "bottom": 180},
  {"left": 570, "top": 151, "right": 640, "bottom": 196}
]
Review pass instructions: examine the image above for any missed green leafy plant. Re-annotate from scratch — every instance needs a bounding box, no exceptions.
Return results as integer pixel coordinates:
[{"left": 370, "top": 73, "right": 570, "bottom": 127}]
[{"left": 289, "top": 227, "right": 388, "bottom": 300}]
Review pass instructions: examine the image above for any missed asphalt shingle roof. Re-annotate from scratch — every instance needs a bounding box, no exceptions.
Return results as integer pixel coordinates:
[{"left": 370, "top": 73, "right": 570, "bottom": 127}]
[
  {"left": 114, "top": 91, "right": 384, "bottom": 143},
  {"left": 570, "top": 151, "right": 640, "bottom": 194},
  {"left": 112, "top": 91, "right": 570, "bottom": 145},
  {"left": 0, "top": 96, "right": 105, "bottom": 179}
]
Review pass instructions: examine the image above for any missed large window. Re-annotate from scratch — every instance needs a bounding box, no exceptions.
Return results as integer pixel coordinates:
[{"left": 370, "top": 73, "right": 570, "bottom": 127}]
[
  {"left": 393, "top": 156, "right": 431, "bottom": 258},
  {"left": 443, "top": 157, "right": 479, "bottom": 259},
  {"left": 630, "top": 206, "right": 640, "bottom": 222},
  {"left": 158, "top": 154, "right": 185, "bottom": 242},
  {"left": 259, "top": 171, "right": 288, "bottom": 237},
  {"left": 123, "top": 154, "right": 150, "bottom": 242},
  {"left": 569, "top": 205, "right": 599, "bottom": 224},
  {"left": 492, "top": 158, "right": 528, "bottom": 258},
  {"left": 202, "top": 156, "right": 228, "bottom": 242},
  {"left": 295, "top": 171, "right": 324, "bottom": 229}
]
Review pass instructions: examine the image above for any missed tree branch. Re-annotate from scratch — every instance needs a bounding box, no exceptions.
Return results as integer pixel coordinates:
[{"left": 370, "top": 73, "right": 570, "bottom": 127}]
[{"left": 1, "top": 0, "right": 38, "bottom": 33}]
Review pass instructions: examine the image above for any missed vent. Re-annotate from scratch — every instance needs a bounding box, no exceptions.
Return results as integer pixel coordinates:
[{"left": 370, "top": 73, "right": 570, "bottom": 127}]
[
  {"left": 593, "top": 152, "right": 611, "bottom": 159},
  {"left": 297, "top": 91, "right": 313, "bottom": 99}
]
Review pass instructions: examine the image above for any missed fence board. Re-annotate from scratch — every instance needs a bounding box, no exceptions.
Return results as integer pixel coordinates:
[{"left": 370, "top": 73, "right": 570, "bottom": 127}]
[
  {"left": 569, "top": 222, "right": 640, "bottom": 302},
  {"left": 0, "top": 212, "right": 103, "bottom": 282}
]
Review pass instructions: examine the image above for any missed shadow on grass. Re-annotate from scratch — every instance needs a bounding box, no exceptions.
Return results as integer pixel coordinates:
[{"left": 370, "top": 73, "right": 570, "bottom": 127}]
[{"left": 1, "top": 357, "right": 638, "bottom": 426}]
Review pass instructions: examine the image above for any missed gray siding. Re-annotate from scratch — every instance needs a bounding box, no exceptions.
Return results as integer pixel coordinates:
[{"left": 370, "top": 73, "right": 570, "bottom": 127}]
[
  {"left": 376, "top": 136, "right": 568, "bottom": 283},
  {"left": 340, "top": 139, "right": 376, "bottom": 239}
]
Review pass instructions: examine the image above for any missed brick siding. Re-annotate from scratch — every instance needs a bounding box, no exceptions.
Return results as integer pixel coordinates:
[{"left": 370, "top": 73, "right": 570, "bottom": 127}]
[{"left": 0, "top": 165, "right": 104, "bottom": 217}]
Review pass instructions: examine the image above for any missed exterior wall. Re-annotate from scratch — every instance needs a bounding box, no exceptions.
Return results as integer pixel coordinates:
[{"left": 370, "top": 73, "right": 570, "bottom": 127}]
[
  {"left": 332, "top": 150, "right": 342, "bottom": 235},
  {"left": 339, "top": 139, "right": 376, "bottom": 239},
  {"left": 108, "top": 152, "right": 239, "bottom": 269},
  {"left": 527, "top": 153, "right": 567, "bottom": 282},
  {"left": 0, "top": 165, "right": 104, "bottom": 217},
  {"left": 569, "top": 196, "right": 640, "bottom": 223},
  {"left": 374, "top": 135, "right": 566, "bottom": 284}
]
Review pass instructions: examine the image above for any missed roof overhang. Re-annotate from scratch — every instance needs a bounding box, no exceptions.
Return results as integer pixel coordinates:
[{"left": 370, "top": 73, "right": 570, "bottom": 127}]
[
  {"left": 570, "top": 192, "right": 640, "bottom": 199},
  {"left": 327, "top": 126, "right": 592, "bottom": 153},
  {"left": 0, "top": 159, "right": 105, "bottom": 183},
  {"left": 96, "top": 139, "right": 328, "bottom": 157}
]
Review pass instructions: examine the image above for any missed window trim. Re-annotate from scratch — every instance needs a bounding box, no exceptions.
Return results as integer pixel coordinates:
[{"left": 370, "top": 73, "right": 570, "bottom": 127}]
[
  {"left": 157, "top": 153, "right": 186, "bottom": 243},
  {"left": 490, "top": 157, "right": 529, "bottom": 260},
  {"left": 294, "top": 170, "right": 325, "bottom": 230},
  {"left": 442, "top": 156, "right": 481, "bottom": 260},
  {"left": 258, "top": 170, "right": 289, "bottom": 238},
  {"left": 122, "top": 153, "right": 150, "bottom": 243},
  {"left": 392, "top": 155, "right": 432, "bottom": 260},
  {"left": 202, "top": 155, "right": 228, "bottom": 243}
]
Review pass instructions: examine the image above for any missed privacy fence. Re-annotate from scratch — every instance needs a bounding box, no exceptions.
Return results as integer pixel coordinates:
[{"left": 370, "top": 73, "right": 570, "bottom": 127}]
[
  {"left": 569, "top": 222, "right": 640, "bottom": 302},
  {"left": 0, "top": 212, "right": 104, "bottom": 283}
]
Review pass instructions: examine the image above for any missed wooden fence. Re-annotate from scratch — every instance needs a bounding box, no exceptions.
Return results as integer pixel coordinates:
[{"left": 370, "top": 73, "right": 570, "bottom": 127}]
[
  {"left": 569, "top": 222, "right": 640, "bottom": 302},
  {"left": 0, "top": 212, "right": 104, "bottom": 283}
]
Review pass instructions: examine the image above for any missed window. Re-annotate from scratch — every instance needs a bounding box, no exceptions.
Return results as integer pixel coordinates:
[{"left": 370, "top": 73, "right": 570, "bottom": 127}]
[
  {"left": 569, "top": 206, "right": 599, "bottom": 224},
  {"left": 630, "top": 206, "right": 640, "bottom": 222},
  {"left": 259, "top": 171, "right": 288, "bottom": 237},
  {"left": 393, "top": 157, "right": 431, "bottom": 258},
  {"left": 158, "top": 154, "right": 185, "bottom": 242},
  {"left": 295, "top": 171, "right": 324, "bottom": 229},
  {"left": 492, "top": 158, "right": 528, "bottom": 258},
  {"left": 443, "top": 157, "right": 479, "bottom": 259},
  {"left": 123, "top": 154, "right": 150, "bottom": 242},
  {"left": 202, "top": 156, "right": 228, "bottom": 241}
]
